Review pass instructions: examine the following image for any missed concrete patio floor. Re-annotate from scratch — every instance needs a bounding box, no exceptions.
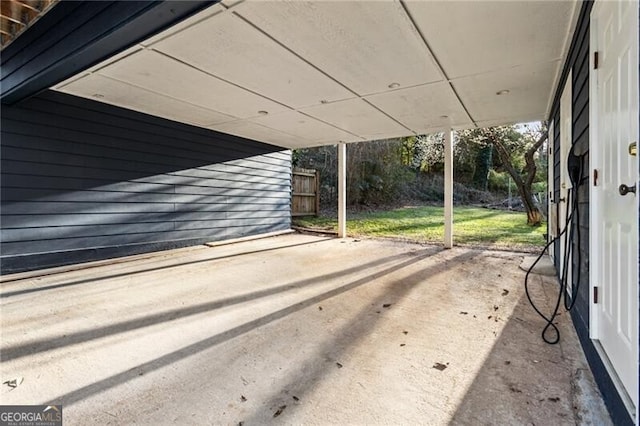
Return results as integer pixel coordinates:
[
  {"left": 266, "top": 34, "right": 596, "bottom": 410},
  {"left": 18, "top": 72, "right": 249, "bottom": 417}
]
[{"left": 0, "top": 233, "right": 611, "bottom": 425}]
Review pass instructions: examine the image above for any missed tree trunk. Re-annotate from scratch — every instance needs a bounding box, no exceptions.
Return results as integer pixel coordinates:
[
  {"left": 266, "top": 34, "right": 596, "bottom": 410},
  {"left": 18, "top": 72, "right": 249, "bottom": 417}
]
[
  {"left": 513, "top": 178, "right": 544, "bottom": 226},
  {"left": 490, "top": 131, "right": 547, "bottom": 226}
]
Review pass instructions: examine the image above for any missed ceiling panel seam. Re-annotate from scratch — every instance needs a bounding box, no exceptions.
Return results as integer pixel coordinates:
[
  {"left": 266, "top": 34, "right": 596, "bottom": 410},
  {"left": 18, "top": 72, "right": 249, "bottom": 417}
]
[
  {"left": 398, "top": 0, "right": 476, "bottom": 127},
  {"left": 447, "top": 58, "right": 564, "bottom": 82},
  {"left": 139, "top": 8, "right": 225, "bottom": 47},
  {"left": 208, "top": 11, "right": 373, "bottom": 141},
  {"left": 295, "top": 110, "right": 365, "bottom": 141},
  {"left": 360, "top": 98, "right": 415, "bottom": 134},
  {"left": 231, "top": 11, "right": 360, "bottom": 98},
  {"left": 215, "top": 121, "right": 316, "bottom": 146},
  {"left": 230, "top": 9, "right": 420, "bottom": 140},
  {"left": 72, "top": 47, "right": 144, "bottom": 77},
  {"left": 94, "top": 74, "right": 240, "bottom": 125},
  {"left": 149, "top": 48, "right": 297, "bottom": 112},
  {"left": 356, "top": 80, "right": 441, "bottom": 99},
  {"left": 140, "top": 1, "right": 244, "bottom": 48}
]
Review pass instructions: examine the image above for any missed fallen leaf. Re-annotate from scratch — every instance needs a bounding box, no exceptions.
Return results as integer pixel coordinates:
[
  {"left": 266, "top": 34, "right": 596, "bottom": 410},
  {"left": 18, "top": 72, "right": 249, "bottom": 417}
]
[
  {"left": 432, "top": 362, "right": 447, "bottom": 371},
  {"left": 273, "top": 405, "right": 287, "bottom": 418},
  {"left": 3, "top": 377, "right": 23, "bottom": 390}
]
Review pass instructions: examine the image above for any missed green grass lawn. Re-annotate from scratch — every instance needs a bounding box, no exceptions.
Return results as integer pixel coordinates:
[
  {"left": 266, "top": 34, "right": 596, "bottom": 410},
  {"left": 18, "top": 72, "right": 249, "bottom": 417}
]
[{"left": 294, "top": 206, "right": 546, "bottom": 250}]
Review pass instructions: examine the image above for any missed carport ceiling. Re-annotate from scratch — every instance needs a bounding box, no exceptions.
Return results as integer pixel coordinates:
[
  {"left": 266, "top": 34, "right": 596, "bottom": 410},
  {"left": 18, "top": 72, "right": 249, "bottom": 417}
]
[{"left": 53, "top": 0, "right": 579, "bottom": 149}]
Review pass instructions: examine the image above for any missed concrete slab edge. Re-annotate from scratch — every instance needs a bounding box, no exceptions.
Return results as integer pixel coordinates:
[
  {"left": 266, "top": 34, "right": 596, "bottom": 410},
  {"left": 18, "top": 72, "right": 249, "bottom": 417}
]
[
  {"left": 291, "top": 226, "right": 338, "bottom": 237},
  {"left": 203, "top": 229, "right": 296, "bottom": 247},
  {"left": 1, "top": 230, "right": 296, "bottom": 283}
]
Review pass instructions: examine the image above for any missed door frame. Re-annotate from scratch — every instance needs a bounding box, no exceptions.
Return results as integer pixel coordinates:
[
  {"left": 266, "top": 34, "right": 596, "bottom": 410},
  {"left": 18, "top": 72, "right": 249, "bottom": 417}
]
[{"left": 588, "top": 0, "right": 639, "bottom": 421}]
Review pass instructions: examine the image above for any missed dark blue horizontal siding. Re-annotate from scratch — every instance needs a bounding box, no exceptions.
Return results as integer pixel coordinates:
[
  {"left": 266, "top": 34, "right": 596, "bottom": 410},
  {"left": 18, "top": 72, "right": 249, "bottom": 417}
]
[
  {"left": 552, "top": 108, "right": 561, "bottom": 266},
  {"left": 0, "top": 91, "right": 292, "bottom": 273}
]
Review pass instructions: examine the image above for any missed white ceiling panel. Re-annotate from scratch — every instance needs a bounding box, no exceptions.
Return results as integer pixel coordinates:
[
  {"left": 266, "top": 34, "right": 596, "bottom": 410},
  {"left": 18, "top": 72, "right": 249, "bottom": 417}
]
[
  {"left": 49, "top": 1, "right": 580, "bottom": 149},
  {"left": 250, "top": 110, "right": 362, "bottom": 144},
  {"left": 58, "top": 74, "right": 235, "bottom": 127},
  {"left": 404, "top": 0, "right": 577, "bottom": 79},
  {"left": 365, "top": 83, "right": 472, "bottom": 133},
  {"left": 221, "top": 0, "right": 244, "bottom": 8},
  {"left": 232, "top": 1, "right": 443, "bottom": 96},
  {"left": 97, "top": 49, "right": 289, "bottom": 119},
  {"left": 53, "top": 46, "right": 142, "bottom": 88},
  {"left": 153, "top": 12, "right": 354, "bottom": 108},
  {"left": 139, "top": 4, "right": 225, "bottom": 47},
  {"left": 452, "top": 61, "right": 559, "bottom": 123},
  {"left": 301, "top": 98, "right": 411, "bottom": 141},
  {"left": 210, "top": 120, "right": 309, "bottom": 148}
]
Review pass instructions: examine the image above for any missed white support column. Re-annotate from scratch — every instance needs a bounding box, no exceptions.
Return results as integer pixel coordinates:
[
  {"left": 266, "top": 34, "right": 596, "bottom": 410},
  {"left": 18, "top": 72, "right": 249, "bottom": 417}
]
[
  {"left": 337, "top": 143, "right": 347, "bottom": 238},
  {"left": 444, "top": 129, "right": 454, "bottom": 248}
]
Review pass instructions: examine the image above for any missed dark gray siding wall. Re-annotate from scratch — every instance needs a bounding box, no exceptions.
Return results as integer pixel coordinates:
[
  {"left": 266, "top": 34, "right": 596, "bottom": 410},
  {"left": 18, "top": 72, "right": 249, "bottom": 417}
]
[
  {"left": 570, "top": 7, "right": 591, "bottom": 337},
  {"left": 549, "top": 1, "right": 632, "bottom": 424},
  {"left": 552, "top": 108, "right": 560, "bottom": 264},
  {"left": 1, "top": 91, "right": 292, "bottom": 273}
]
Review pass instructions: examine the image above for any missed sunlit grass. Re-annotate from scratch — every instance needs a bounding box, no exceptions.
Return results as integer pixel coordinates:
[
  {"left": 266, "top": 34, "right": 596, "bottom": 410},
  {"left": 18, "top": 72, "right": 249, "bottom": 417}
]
[{"left": 294, "top": 206, "right": 546, "bottom": 250}]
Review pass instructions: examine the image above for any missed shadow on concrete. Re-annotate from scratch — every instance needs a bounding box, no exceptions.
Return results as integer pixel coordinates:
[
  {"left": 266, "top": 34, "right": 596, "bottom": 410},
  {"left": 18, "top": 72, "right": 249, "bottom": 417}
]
[
  {"left": 2, "top": 246, "right": 441, "bottom": 362},
  {"left": 44, "top": 246, "right": 453, "bottom": 407},
  {"left": 0, "top": 238, "right": 333, "bottom": 299},
  {"left": 238, "top": 250, "right": 481, "bottom": 424},
  {"left": 448, "top": 274, "right": 611, "bottom": 425}
]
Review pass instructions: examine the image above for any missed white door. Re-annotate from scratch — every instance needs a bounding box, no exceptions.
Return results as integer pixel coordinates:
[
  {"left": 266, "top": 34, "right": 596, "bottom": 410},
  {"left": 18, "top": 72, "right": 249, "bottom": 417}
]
[
  {"left": 559, "top": 74, "right": 573, "bottom": 293},
  {"left": 590, "top": 0, "right": 639, "bottom": 416}
]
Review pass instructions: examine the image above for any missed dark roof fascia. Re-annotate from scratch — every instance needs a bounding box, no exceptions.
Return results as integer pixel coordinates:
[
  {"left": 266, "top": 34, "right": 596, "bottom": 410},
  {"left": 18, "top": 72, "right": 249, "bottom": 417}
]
[{"left": 548, "top": 0, "right": 594, "bottom": 119}]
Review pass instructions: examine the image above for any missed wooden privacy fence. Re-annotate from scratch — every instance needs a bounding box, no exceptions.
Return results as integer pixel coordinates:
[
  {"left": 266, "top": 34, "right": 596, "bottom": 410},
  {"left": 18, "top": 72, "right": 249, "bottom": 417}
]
[{"left": 292, "top": 168, "right": 319, "bottom": 217}]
